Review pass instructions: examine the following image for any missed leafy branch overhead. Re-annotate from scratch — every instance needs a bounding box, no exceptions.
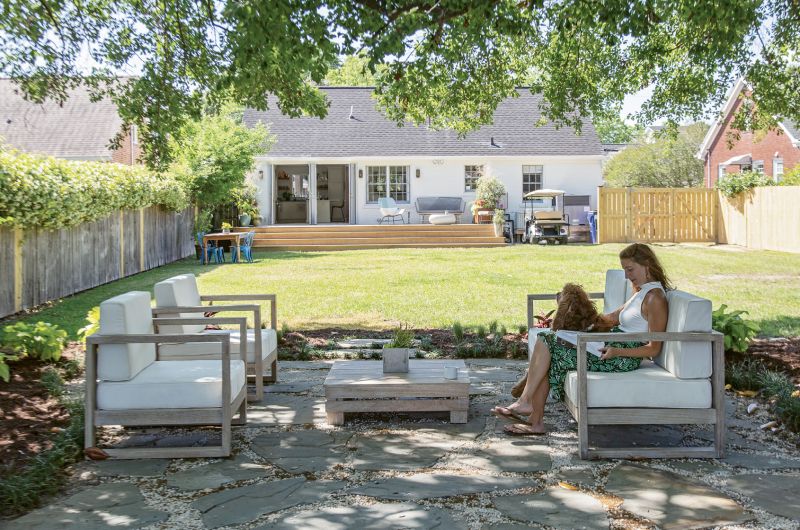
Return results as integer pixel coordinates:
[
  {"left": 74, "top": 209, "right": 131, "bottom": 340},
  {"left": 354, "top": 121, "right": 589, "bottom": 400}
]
[{"left": 1, "top": 1, "right": 796, "bottom": 168}]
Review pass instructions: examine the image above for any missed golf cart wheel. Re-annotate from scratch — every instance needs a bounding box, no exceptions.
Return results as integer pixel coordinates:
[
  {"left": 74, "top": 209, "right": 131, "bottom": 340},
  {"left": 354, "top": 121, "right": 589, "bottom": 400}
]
[
  {"left": 560, "top": 237, "right": 569, "bottom": 245},
  {"left": 531, "top": 237, "right": 539, "bottom": 244}
]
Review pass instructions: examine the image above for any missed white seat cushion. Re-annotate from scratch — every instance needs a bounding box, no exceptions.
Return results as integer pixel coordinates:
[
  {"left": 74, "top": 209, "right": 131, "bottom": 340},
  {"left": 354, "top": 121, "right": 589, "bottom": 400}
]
[
  {"left": 97, "top": 360, "right": 246, "bottom": 410},
  {"left": 154, "top": 274, "right": 206, "bottom": 334},
  {"left": 564, "top": 361, "right": 711, "bottom": 409},
  {"left": 656, "top": 290, "right": 713, "bottom": 379},
  {"left": 429, "top": 213, "right": 456, "bottom": 225},
  {"left": 159, "top": 329, "right": 277, "bottom": 363},
  {"left": 98, "top": 291, "right": 156, "bottom": 382}
]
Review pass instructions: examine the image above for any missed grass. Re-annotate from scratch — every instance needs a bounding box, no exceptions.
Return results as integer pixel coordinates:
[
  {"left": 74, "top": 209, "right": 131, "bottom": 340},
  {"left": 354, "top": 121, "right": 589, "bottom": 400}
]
[{"left": 5, "top": 243, "right": 800, "bottom": 339}]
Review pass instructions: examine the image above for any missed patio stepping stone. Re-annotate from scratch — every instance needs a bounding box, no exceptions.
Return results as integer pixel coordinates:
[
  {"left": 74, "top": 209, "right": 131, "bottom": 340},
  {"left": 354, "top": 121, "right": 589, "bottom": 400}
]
[
  {"left": 605, "top": 464, "right": 748, "bottom": 529},
  {"left": 279, "top": 361, "right": 332, "bottom": 369},
  {"left": 336, "top": 339, "right": 389, "bottom": 348},
  {"left": 264, "top": 381, "right": 316, "bottom": 393},
  {"left": 246, "top": 395, "right": 327, "bottom": 425},
  {"left": 719, "top": 452, "right": 800, "bottom": 470},
  {"left": 468, "top": 366, "right": 521, "bottom": 383},
  {"left": 166, "top": 454, "right": 269, "bottom": 491},
  {"left": 350, "top": 431, "right": 461, "bottom": 471},
  {"left": 254, "top": 502, "right": 468, "bottom": 529},
  {"left": 4, "top": 483, "right": 169, "bottom": 529},
  {"left": 251, "top": 430, "right": 353, "bottom": 473},
  {"left": 191, "top": 477, "right": 345, "bottom": 529},
  {"left": 553, "top": 467, "right": 597, "bottom": 488},
  {"left": 350, "top": 473, "right": 536, "bottom": 500},
  {"left": 725, "top": 473, "right": 800, "bottom": 521},
  {"left": 492, "top": 487, "right": 608, "bottom": 529},
  {"left": 459, "top": 438, "right": 551, "bottom": 473},
  {"left": 82, "top": 458, "right": 170, "bottom": 477}
]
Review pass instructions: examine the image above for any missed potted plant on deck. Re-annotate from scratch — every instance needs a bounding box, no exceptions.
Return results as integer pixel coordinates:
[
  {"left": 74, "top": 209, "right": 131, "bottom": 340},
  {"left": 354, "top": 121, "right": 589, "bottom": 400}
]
[
  {"left": 221, "top": 222, "right": 232, "bottom": 234},
  {"left": 232, "top": 184, "right": 260, "bottom": 227},
  {"left": 492, "top": 209, "right": 505, "bottom": 237},
  {"left": 471, "top": 175, "right": 506, "bottom": 223}
]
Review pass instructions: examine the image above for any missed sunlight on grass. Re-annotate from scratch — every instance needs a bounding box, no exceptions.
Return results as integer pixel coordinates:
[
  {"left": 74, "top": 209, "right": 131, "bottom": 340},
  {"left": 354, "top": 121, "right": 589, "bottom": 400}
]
[{"left": 10, "top": 244, "right": 800, "bottom": 338}]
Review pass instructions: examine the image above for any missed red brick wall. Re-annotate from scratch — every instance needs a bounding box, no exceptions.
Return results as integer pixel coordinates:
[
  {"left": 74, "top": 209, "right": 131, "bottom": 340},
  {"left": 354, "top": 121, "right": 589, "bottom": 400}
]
[
  {"left": 110, "top": 126, "right": 143, "bottom": 165},
  {"left": 705, "top": 97, "right": 800, "bottom": 187}
]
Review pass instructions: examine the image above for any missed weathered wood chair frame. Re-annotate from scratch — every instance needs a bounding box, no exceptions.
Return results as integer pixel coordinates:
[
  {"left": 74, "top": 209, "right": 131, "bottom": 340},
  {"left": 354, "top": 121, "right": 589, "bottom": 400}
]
[
  {"left": 85, "top": 317, "right": 248, "bottom": 460},
  {"left": 152, "top": 292, "right": 277, "bottom": 402},
  {"left": 527, "top": 291, "right": 726, "bottom": 460}
]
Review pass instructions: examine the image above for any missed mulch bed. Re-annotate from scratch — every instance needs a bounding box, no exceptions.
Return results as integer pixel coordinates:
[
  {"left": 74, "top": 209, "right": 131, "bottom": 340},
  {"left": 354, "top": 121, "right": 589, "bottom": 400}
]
[
  {"left": 729, "top": 337, "right": 800, "bottom": 386},
  {"left": 0, "top": 346, "right": 79, "bottom": 478}
]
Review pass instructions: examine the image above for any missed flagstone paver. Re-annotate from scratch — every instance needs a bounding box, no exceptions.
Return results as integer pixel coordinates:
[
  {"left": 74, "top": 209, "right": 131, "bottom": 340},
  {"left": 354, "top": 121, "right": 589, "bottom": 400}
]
[
  {"left": 166, "top": 454, "right": 269, "bottom": 491},
  {"left": 725, "top": 474, "right": 800, "bottom": 521},
  {"left": 350, "top": 473, "right": 538, "bottom": 500},
  {"left": 254, "top": 502, "right": 469, "bottom": 529},
  {"left": 492, "top": 487, "right": 609, "bottom": 529},
  {"left": 605, "top": 464, "right": 749, "bottom": 529},
  {"left": 251, "top": 430, "right": 353, "bottom": 473},
  {"left": 191, "top": 477, "right": 346, "bottom": 528},
  {"left": 4, "top": 483, "right": 169, "bottom": 529},
  {"left": 6, "top": 358, "right": 800, "bottom": 530}
]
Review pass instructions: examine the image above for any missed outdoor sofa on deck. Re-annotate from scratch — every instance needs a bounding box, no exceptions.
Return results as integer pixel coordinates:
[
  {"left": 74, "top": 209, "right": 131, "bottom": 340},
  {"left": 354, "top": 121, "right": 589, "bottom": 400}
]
[{"left": 415, "top": 197, "right": 465, "bottom": 223}]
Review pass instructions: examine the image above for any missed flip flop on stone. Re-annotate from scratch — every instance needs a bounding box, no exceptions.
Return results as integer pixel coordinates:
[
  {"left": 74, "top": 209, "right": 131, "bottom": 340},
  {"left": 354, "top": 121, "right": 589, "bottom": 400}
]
[
  {"left": 491, "top": 406, "right": 530, "bottom": 424},
  {"left": 503, "top": 423, "right": 547, "bottom": 436}
]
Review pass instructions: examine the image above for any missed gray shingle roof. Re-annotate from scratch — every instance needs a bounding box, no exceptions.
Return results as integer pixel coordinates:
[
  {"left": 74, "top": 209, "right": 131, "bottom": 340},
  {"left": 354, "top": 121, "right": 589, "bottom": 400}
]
[
  {"left": 243, "top": 88, "right": 602, "bottom": 158},
  {"left": 0, "top": 79, "right": 122, "bottom": 159},
  {"left": 781, "top": 119, "right": 799, "bottom": 142}
]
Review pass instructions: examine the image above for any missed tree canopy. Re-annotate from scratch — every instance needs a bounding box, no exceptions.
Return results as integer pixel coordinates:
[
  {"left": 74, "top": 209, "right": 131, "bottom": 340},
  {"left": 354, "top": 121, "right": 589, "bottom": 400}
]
[
  {"left": 324, "top": 55, "right": 377, "bottom": 87},
  {"left": 603, "top": 123, "right": 708, "bottom": 188},
  {"left": 1, "top": 1, "right": 796, "bottom": 168}
]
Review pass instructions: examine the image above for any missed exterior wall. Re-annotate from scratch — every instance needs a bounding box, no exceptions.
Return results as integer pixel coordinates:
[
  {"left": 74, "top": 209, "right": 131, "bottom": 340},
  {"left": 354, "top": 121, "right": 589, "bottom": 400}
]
[
  {"left": 111, "top": 126, "right": 143, "bottom": 165},
  {"left": 705, "top": 97, "right": 800, "bottom": 187},
  {"left": 253, "top": 156, "right": 604, "bottom": 225}
]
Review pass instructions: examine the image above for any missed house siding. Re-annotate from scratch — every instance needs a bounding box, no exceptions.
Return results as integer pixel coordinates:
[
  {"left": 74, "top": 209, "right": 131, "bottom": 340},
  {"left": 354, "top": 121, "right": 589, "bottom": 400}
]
[
  {"left": 705, "top": 97, "right": 800, "bottom": 187},
  {"left": 110, "top": 127, "right": 142, "bottom": 165}
]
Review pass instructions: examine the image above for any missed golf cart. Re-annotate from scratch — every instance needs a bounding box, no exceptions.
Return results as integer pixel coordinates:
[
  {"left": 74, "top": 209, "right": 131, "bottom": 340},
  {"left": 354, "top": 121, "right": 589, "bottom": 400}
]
[{"left": 522, "top": 189, "right": 570, "bottom": 245}]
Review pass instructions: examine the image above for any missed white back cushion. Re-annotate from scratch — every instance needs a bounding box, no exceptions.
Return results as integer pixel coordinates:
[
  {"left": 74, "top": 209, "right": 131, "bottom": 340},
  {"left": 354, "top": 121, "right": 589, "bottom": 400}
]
[
  {"left": 603, "top": 269, "right": 634, "bottom": 314},
  {"left": 153, "top": 274, "right": 205, "bottom": 334},
  {"left": 98, "top": 291, "right": 156, "bottom": 381},
  {"left": 654, "top": 290, "right": 713, "bottom": 379}
]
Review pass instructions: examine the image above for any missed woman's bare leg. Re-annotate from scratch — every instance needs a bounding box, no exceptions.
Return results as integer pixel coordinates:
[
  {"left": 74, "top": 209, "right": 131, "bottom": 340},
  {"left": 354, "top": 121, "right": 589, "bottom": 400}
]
[{"left": 504, "top": 338, "right": 552, "bottom": 416}]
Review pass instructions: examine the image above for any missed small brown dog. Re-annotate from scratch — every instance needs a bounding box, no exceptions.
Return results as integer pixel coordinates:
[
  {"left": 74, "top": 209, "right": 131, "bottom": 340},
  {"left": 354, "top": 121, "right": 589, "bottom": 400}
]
[{"left": 511, "top": 283, "right": 612, "bottom": 398}]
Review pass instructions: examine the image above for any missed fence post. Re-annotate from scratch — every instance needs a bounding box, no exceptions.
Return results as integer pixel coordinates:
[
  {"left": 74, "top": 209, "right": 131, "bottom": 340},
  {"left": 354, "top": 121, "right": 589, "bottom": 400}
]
[
  {"left": 13, "top": 228, "right": 23, "bottom": 313},
  {"left": 119, "top": 210, "right": 125, "bottom": 278},
  {"left": 669, "top": 188, "right": 676, "bottom": 242},
  {"left": 139, "top": 208, "right": 145, "bottom": 272},
  {"left": 625, "top": 187, "right": 632, "bottom": 242}
]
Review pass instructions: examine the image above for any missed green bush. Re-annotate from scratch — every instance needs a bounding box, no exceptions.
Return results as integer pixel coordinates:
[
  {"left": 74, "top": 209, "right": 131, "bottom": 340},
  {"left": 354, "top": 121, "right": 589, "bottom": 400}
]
[
  {"left": 386, "top": 325, "right": 414, "bottom": 348},
  {"left": 1, "top": 321, "right": 67, "bottom": 361},
  {"left": 0, "top": 149, "right": 189, "bottom": 230},
  {"left": 77, "top": 307, "right": 100, "bottom": 342},
  {"left": 0, "top": 350, "right": 19, "bottom": 382},
  {"left": 715, "top": 170, "right": 775, "bottom": 198},
  {"left": 778, "top": 166, "right": 800, "bottom": 186},
  {"left": 725, "top": 358, "right": 766, "bottom": 390},
  {"left": 712, "top": 304, "right": 760, "bottom": 352},
  {"left": 452, "top": 321, "right": 465, "bottom": 343}
]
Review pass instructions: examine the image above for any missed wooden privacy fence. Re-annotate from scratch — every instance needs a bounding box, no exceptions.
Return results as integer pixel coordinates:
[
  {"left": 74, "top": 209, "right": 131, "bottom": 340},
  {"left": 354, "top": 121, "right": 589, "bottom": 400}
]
[
  {"left": 716, "top": 186, "right": 800, "bottom": 254},
  {"left": 0, "top": 206, "right": 195, "bottom": 319},
  {"left": 598, "top": 187, "right": 717, "bottom": 244}
]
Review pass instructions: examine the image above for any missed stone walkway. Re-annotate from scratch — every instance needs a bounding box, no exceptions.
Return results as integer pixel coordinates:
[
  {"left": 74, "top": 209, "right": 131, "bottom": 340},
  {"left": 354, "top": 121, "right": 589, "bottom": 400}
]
[{"left": 6, "top": 359, "right": 800, "bottom": 529}]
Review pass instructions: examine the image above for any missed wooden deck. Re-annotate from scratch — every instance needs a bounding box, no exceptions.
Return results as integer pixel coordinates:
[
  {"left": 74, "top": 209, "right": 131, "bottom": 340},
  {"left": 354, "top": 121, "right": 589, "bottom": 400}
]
[{"left": 236, "top": 224, "right": 506, "bottom": 251}]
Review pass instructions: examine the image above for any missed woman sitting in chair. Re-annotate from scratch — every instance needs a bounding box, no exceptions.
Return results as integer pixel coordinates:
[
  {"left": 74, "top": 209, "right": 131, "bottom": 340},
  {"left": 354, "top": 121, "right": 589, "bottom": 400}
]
[{"left": 493, "top": 243, "right": 671, "bottom": 435}]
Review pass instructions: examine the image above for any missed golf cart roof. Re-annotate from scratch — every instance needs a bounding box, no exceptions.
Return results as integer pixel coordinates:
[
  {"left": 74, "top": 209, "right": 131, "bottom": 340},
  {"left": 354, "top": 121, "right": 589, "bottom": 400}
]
[{"left": 524, "top": 189, "right": 566, "bottom": 199}]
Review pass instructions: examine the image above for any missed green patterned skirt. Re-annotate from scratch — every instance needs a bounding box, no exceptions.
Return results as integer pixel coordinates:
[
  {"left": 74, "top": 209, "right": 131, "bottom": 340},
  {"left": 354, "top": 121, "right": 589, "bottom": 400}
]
[{"left": 538, "top": 327, "right": 644, "bottom": 401}]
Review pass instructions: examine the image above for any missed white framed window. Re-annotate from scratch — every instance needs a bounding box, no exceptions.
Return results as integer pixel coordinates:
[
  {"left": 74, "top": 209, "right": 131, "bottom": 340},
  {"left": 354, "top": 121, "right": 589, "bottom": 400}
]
[
  {"left": 753, "top": 160, "right": 764, "bottom": 174},
  {"left": 522, "top": 165, "right": 543, "bottom": 194},
  {"left": 773, "top": 158, "right": 784, "bottom": 182},
  {"left": 717, "top": 164, "right": 726, "bottom": 181},
  {"left": 366, "top": 165, "right": 409, "bottom": 203},
  {"left": 130, "top": 124, "right": 138, "bottom": 145},
  {"left": 464, "top": 165, "right": 483, "bottom": 192}
]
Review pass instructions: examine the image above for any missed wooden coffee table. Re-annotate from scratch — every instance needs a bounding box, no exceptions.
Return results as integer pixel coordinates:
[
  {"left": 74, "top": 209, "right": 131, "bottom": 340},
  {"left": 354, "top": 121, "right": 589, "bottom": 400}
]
[{"left": 324, "top": 360, "right": 469, "bottom": 425}]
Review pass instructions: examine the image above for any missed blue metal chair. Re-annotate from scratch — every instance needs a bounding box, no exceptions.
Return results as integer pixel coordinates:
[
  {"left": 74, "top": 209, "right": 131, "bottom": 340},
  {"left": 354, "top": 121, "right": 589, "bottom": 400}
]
[
  {"left": 196, "top": 232, "right": 224, "bottom": 263},
  {"left": 232, "top": 231, "right": 255, "bottom": 263}
]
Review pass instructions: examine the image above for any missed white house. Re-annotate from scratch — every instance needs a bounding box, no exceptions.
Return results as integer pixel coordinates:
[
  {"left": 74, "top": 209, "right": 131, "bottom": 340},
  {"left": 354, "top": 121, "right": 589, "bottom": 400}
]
[{"left": 243, "top": 88, "right": 605, "bottom": 226}]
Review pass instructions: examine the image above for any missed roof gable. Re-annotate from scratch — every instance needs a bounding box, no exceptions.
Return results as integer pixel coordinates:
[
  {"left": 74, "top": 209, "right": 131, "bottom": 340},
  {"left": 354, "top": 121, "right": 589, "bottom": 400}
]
[
  {"left": 243, "top": 88, "right": 603, "bottom": 158},
  {"left": 0, "top": 79, "right": 122, "bottom": 159}
]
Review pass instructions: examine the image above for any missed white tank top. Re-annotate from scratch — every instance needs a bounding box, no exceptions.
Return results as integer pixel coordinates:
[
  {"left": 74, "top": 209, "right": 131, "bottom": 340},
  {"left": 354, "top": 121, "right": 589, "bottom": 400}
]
[{"left": 618, "top": 282, "right": 665, "bottom": 333}]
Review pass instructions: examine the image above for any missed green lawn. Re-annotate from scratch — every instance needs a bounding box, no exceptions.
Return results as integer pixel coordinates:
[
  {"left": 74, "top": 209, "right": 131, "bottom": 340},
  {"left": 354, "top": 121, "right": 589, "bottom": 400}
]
[{"left": 8, "top": 244, "right": 800, "bottom": 339}]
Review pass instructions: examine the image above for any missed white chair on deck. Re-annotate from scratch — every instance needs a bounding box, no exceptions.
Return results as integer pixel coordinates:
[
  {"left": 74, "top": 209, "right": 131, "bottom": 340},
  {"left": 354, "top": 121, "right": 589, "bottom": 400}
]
[
  {"left": 153, "top": 274, "right": 278, "bottom": 402},
  {"left": 378, "top": 197, "right": 407, "bottom": 224}
]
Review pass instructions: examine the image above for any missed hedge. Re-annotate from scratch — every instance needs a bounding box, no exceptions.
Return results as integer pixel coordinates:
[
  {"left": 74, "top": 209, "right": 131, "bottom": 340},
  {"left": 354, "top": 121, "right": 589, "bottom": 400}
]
[{"left": 0, "top": 148, "right": 190, "bottom": 229}]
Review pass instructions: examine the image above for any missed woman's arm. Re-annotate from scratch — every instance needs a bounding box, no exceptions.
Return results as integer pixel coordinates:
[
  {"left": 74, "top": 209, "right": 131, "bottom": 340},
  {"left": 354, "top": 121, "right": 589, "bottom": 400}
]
[
  {"left": 599, "top": 290, "right": 668, "bottom": 360},
  {"left": 602, "top": 306, "right": 623, "bottom": 327}
]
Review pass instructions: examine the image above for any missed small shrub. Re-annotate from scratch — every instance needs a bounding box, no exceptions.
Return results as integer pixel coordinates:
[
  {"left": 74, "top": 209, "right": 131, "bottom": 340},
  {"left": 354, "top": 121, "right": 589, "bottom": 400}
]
[
  {"left": 475, "top": 325, "right": 487, "bottom": 340},
  {"left": 774, "top": 392, "right": 800, "bottom": 432},
  {"left": 40, "top": 366, "right": 65, "bottom": 398},
  {"left": 452, "top": 321, "right": 465, "bottom": 343},
  {"left": 1, "top": 321, "right": 67, "bottom": 361},
  {"left": 0, "top": 350, "right": 19, "bottom": 382},
  {"left": 386, "top": 325, "right": 414, "bottom": 349},
  {"left": 77, "top": 307, "right": 100, "bottom": 342},
  {"left": 418, "top": 335, "right": 433, "bottom": 352},
  {"left": 414, "top": 350, "right": 425, "bottom": 359},
  {"left": 712, "top": 304, "right": 760, "bottom": 353},
  {"left": 726, "top": 358, "right": 765, "bottom": 391},
  {"left": 758, "top": 369, "right": 793, "bottom": 398},
  {"left": 778, "top": 166, "right": 800, "bottom": 186},
  {"left": 277, "top": 322, "right": 291, "bottom": 343},
  {"left": 488, "top": 321, "right": 499, "bottom": 336},
  {"left": 517, "top": 324, "right": 528, "bottom": 335},
  {"left": 715, "top": 170, "right": 775, "bottom": 197},
  {"left": 369, "top": 350, "right": 381, "bottom": 360}
]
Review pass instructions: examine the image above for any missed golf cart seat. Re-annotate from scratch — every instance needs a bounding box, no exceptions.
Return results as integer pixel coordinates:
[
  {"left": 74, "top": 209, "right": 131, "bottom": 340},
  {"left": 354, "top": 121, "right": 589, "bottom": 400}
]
[{"left": 533, "top": 211, "right": 566, "bottom": 222}]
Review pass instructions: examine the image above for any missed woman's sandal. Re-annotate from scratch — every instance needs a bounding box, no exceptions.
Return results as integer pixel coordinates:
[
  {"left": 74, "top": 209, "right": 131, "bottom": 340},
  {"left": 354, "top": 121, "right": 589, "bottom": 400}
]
[
  {"left": 503, "top": 423, "right": 547, "bottom": 436},
  {"left": 491, "top": 406, "right": 530, "bottom": 424}
]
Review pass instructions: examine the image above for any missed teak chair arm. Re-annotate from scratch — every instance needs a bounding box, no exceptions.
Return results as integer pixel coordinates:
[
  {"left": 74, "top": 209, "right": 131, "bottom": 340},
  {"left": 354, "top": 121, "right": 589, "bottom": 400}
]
[
  {"left": 526, "top": 292, "right": 603, "bottom": 329},
  {"left": 201, "top": 294, "right": 277, "bottom": 330},
  {"left": 152, "top": 316, "right": 247, "bottom": 364}
]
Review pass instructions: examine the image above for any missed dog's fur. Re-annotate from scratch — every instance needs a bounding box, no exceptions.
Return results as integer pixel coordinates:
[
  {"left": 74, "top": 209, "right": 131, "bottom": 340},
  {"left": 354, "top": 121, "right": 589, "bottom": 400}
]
[{"left": 512, "top": 283, "right": 612, "bottom": 398}]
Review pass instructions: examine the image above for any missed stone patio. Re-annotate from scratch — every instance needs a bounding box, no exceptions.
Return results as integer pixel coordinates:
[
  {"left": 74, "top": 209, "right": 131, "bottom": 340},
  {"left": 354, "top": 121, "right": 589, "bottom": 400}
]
[{"left": 6, "top": 359, "right": 800, "bottom": 529}]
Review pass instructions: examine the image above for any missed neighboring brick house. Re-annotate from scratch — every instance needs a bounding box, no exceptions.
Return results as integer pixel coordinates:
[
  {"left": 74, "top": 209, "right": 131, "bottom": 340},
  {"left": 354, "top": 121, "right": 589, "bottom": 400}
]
[
  {"left": 697, "top": 78, "right": 800, "bottom": 187},
  {"left": 0, "top": 78, "right": 141, "bottom": 164}
]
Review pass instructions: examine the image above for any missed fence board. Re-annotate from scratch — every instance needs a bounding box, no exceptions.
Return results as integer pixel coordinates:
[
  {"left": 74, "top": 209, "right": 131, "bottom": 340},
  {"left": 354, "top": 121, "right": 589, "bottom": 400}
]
[
  {"left": 717, "top": 187, "right": 800, "bottom": 253},
  {"left": 0, "top": 206, "right": 194, "bottom": 319}
]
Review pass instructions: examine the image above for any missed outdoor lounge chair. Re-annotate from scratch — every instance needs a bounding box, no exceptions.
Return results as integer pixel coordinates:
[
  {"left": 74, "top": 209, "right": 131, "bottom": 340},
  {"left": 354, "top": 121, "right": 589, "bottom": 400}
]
[
  {"left": 378, "top": 197, "right": 407, "bottom": 224},
  {"left": 527, "top": 271, "right": 725, "bottom": 459},
  {"left": 85, "top": 291, "right": 248, "bottom": 459},
  {"left": 414, "top": 196, "right": 465, "bottom": 224},
  {"left": 153, "top": 273, "right": 278, "bottom": 402}
]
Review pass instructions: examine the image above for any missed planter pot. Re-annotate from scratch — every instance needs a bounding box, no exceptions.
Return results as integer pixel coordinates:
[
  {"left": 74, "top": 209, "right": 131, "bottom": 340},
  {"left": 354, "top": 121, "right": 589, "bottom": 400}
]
[
  {"left": 222, "top": 228, "right": 230, "bottom": 234},
  {"left": 383, "top": 348, "right": 411, "bottom": 373},
  {"left": 474, "top": 209, "right": 494, "bottom": 224},
  {"left": 252, "top": 216, "right": 262, "bottom": 227},
  {"left": 238, "top": 214, "right": 252, "bottom": 227},
  {"left": 493, "top": 222, "right": 503, "bottom": 237}
]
